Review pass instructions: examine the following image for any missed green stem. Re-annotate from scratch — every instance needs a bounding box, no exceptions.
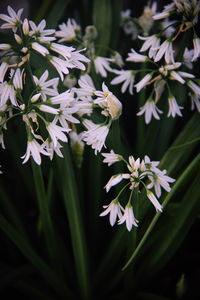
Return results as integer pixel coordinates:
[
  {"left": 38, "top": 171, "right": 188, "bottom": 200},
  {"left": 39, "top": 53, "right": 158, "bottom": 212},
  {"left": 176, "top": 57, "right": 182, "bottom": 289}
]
[
  {"left": 56, "top": 144, "right": 90, "bottom": 299},
  {"left": 122, "top": 152, "right": 200, "bottom": 271},
  {"left": 31, "top": 161, "right": 62, "bottom": 275}
]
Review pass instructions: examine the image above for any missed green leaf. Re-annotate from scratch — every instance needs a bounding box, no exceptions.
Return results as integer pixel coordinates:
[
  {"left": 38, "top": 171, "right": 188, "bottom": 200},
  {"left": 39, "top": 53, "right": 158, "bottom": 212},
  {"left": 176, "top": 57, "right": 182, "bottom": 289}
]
[
  {"left": 34, "top": 0, "right": 53, "bottom": 24},
  {"left": 46, "top": 0, "right": 71, "bottom": 29},
  {"left": 137, "top": 170, "right": 200, "bottom": 277},
  {"left": 0, "top": 186, "right": 27, "bottom": 238},
  {"left": 159, "top": 112, "right": 200, "bottom": 175},
  {"left": 93, "top": 0, "right": 112, "bottom": 56},
  {"left": 56, "top": 144, "right": 90, "bottom": 299},
  {"left": 109, "top": 0, "right": 123, "bottom": 50},
  {"left": 31, "top": 161, "right": 64, "bottom": 277},
  {"left": 0, "top": 213, "right": 74, "bottom": 298}
]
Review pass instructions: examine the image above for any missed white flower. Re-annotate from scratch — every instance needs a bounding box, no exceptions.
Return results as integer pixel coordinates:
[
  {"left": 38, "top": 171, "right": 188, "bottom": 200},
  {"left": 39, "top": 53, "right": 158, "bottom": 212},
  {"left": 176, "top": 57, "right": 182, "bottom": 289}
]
[
  {"left": 143, "top": 155, "right": 160, "bottom": 173},
  {"left": 111, "top": 70, "right": 135, "bottom": 95},
  {"left": 105, "top": 173, "right": 130, "bottom": 193},
  {"left": 138, "top": 34, "right": 160, "bottom": 59},
  {"left": 0, "top": 81, "right": 17, "bottom": 106},
  {"left": 50, "top": 90, "right": 74, "bottom": 105},
  {"left": 50, "top": 43, "right": 74, "bottom": 60},
  {"left": 29, "top": 19, "right": 55, "bottom": 43},
  {"left": 170, "top": 71, "right": 185, "bottom": 84},
  {"left": 154, "top": 40, "right": 174, "bottom": 64},
  {"left": 118, "top": 204, "right": 139, "bottom": 231},
  {"left": 100, "top": 199, "right": 124, "bottom": 226},
  {"left": 74, "top": 74, "right": 96, "bottom": 98},
  {"left": 33, "top": 70, "right": 59, "bottom": 101},
  {"left": 176, "top": 71, "right": 194, "bottom": 79},
  {"left": 127, "top": 156, "right": 140, "bottom": 173},
  {"left": 38, "top": 104, "right": 59, "bottom": 115},
  {"left": 192, "top": 36, "right": 200, "bottom": 62},
  {"left": 43, "top": 139, "right": 63, "bottom": 160},
  {"left": 126, "top": 48, "right": 148, "bottom": 63},
  {"left": 158, "top": 62, "right": 182, "bottom": 77},
  {"left": 82, "top": 119, "right": 110, "bottom": 155},
  {"left": 137, "top": 1, "right": 157, "bottom": 34},
  {"left": 75, "top": 97, "right": 93, "bottom": 116},
  {"left": 49, "top": 56, "right": 70, "bottom": 81},
  {"left": 134, "top": 73, "right": 152, "bottom": 93},
  {"left": 123, "top": 20, "right": 138, "bottom": 40},
  {"left": 121, "top": 9, "right": 131, "bottom": 21},
  {"left": 46, "top": 121, "right": 69, "bottom": 147},
  {"left": 68, "top": 49, "right": 90, "bottom": 70},
  {"left": 137, "top": 99, "right": 163, "bottom": 124},
  {"left": 111, "top": 51, "right": 124, "bottom": 68},
  {"left": 31, "top": 42, "right": 49, "bottom": 56},
  {"left": 13, "top": 68, "right": 24, "bottom": 91},
  {"left": 147, "top": 170, "right": 175, "bottom": 198},
  {"left": 0, "top": 62, "right": 9, "bottom": 83},
  {"left": 187, "top": 80, "right": 200, "bottom": 96},
  {"left": 183, "top": 47, "right": 194, "bottom": 69},
  {"left": 161, "top": 19, "right": 176, "bottom": 39},
  {"left": 21, "top": 138, "right": 50, "bottom": 165},
  {"left": 190, "top": 93, "right": 200, "bottom": 112},
  {"left": 152, "top": 3, "right": 175, "bottom": 20},
  {"left": 0, "top": 5, "right": 23, "bottom": 32},
  {"left": 167, "top": 94, "right": 183, "bottom": 118},
  {"left": 93, "top": 56, "right": 114, "bottom": 77},
  {"left": 55, "top": 18, "right": 80, "bottom": 42},
  {"left": 146, "top": 190, "right": 163, "bottom": 212},
  {"left": 102, "top": 150, "right": 122, "bottom": 166},
  {"left": 55, "top": 105, "right": 79, "bottom": 130}
]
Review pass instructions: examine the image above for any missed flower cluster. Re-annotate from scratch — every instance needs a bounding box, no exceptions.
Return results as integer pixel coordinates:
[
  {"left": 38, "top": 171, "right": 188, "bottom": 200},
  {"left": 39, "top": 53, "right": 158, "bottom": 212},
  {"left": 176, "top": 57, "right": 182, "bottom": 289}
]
[
  {"left": 0, "top": 5, "right": 175, "bottom": 232},
  {"left": 54, "top": 14, "right": 124, "bottom": 80},
  {"left": 120, "top": 2, "right": 157, "bottom": 38},
  {"left": 72, "top": 74, "right": 122, "bottom": 154},
  {"left": 100, "top": 150, "right": 175, "bottom": 231},
  {"left": 111, "top": 0, "right": 200, "bottom": 123},
  {"left": 0, "top": 6, "right": 122, "bottom": 167}
]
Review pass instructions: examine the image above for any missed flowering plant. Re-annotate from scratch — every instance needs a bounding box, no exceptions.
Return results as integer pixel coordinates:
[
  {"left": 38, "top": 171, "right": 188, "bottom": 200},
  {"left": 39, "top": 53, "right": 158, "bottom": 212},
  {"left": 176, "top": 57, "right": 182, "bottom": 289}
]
[{"left": 0, "top": 1, "right": 200, "bottom": 299}]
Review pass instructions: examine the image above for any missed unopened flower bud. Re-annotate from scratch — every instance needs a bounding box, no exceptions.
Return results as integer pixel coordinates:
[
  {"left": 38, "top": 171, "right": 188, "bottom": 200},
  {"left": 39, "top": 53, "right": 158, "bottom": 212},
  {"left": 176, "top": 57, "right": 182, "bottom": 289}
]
[
  {"left": 63, "top": 74, "right": 77, "bottom": 88},
  {"left": 0, "top": 43, "right": 11, "bottom": 50},
  {"left": 20, "top": 104, "right": 25, "bottom": 110},
  {"left": 23, "top": 18, "right": 29, "bottom": 35},
  {"left": 108, "top": 94, "right": 122, "bottom": 120},
  {"left": 21, "top": 47, "right": 28, "bottom": 53},
  {"left": 84, "top": 25, "right": 98, "bottom": 40},
  {"left": 14, "top": 34, "right": 22, "bottom": 44},
  {"left": 31, "top": 93, "right": 41, "bottom": 103}
]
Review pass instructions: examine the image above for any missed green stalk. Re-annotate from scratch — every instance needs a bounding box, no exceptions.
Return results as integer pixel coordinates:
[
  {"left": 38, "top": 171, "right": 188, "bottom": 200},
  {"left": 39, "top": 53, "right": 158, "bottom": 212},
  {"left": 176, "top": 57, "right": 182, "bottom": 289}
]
[
  {"left": 122, "top": 152, "right": 200, "bottom": 271},
  {"left": 31, "top": 161, "right": 62, "bottom": 276},
  {"left": 56, "top": 144, "right": 90, "bottom": 300},
  {"left": 34, "top": 0, "right": 53, "bottom": 23}
]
